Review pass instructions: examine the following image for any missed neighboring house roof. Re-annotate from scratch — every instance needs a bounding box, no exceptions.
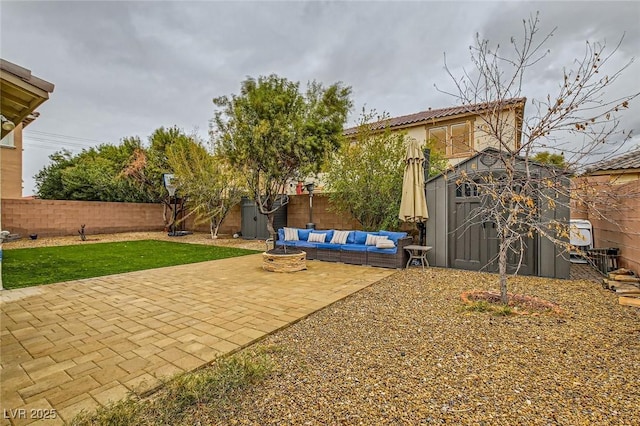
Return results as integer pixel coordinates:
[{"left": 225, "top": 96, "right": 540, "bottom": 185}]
[
  {"left": 343, "top": 97, "right": 526, "bottom": 136},
  {"left": 1, "top": 58, "right": 55, "bottom": 138},
  {"left": 586, "top": 149, "right": 640, "bottom": 174}
]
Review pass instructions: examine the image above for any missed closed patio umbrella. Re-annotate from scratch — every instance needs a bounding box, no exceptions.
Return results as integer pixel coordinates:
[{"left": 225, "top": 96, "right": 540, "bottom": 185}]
[{"left": 399, "top": 138, "right": 429, "bottom": 243}]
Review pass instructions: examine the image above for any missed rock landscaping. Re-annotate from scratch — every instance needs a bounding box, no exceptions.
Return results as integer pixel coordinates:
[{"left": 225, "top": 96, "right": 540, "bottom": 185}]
[{"left": 212, "top": 268, "right": 639, "bottom": 425}]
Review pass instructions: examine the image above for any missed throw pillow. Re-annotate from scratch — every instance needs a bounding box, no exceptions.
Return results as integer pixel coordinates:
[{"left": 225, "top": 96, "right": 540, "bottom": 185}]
[
  {"left": 378, "top": 230, "right": 408, "bottom": 244},
  {"left": 366, "top": 234, "right": 387, "bottom": 246},
  {"left": 330, "top": 230, "right": 350, "bottom": 245},
  {"left": 283, "top": 227, "right": 299, "bottom": 241},
  {"left": 376, "top": 239, "right": 396, "bottom": 249},
  {"left": 308, "top": 232, "right": 327, "bottom": 243}
]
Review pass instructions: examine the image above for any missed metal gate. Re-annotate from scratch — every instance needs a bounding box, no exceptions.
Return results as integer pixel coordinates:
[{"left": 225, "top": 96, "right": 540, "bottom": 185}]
[{"left": 240, "top": 197, "right": 288, "bottom": 240}]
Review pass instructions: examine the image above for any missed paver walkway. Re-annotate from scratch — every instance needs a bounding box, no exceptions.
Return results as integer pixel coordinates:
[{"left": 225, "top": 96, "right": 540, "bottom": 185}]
[{"left": 1, "top": 255, "right": 394, "bottom": 425}]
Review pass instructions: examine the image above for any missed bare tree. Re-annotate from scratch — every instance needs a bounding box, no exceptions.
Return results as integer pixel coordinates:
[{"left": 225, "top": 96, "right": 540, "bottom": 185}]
[{"left": 440, "top": 13, "right": 639, "bottom": 303}]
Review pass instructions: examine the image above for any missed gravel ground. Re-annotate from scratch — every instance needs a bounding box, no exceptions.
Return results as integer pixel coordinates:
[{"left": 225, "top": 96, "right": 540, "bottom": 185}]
[
  {"left": 1, "top": 231, "right": 268, "bottom": 251},
  {"left": 216, "top": 268, "right": 640, "bottom": 425}
]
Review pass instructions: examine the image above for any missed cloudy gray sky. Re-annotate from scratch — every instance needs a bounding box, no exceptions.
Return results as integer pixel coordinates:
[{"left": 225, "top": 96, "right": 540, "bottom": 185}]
[{"left": 1, "top": 0, "right": 639, "bottom": 196}]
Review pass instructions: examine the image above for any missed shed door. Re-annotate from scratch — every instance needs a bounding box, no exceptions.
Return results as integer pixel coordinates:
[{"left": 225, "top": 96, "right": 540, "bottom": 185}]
[
  {"left": 240, "top": 197, "right": 286, "bottom": 240},
  {"left": 241, "top": 197, "right": 259, "bottom": 239},
  {"left": 241, "top": 197, "right": 270, "bottom": 239},
  {"left": 448, "top": 182, "right": 497, "bottom": 271},
  {"left": 448, "top": 182, "right": 535, "bottom": 275}
]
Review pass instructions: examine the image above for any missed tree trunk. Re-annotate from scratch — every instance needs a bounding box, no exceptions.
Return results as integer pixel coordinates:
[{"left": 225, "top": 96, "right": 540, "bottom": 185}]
[
  {"left": 209, "top": 220, "right": 219, "bottom": 239},
  {"left": 498, "top": 237, "right": 509, "bottom": 305},
  {"left": 266, "top": 212, "right": 276, "bottom": 250}
]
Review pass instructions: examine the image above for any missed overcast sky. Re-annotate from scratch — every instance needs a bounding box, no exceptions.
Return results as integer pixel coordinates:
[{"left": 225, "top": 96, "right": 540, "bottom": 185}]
[{"left": 1, "top": 0, "right": 639, "bottom": 196}]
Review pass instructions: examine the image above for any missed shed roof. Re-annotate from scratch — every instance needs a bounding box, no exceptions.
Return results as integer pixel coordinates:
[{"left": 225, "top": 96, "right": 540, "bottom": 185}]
[
  {"left": 586, "top": 149, "right": 640, "bottom": 174},
  {"left": 425, "top": 147, "right": 566, "bottom": 183},
  {"left": 343, "top": 97, "right": 526, "bottom": 136}
]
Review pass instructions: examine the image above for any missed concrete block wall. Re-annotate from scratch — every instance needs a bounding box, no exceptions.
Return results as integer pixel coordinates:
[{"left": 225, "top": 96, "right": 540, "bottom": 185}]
[
  {"left": 1, "top": 199, "right": 165, "bottom": 237},
  {"left": 287, "top": 194, "right": 360, "bottom": 230},
  {"left": 1, "top": 195, "right": 361, "bottom": 240}
]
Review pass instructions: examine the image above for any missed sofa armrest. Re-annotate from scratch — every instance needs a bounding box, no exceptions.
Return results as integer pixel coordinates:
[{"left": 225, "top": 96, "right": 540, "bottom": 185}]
[
  {"left": 397, "top": 236, "right": 412, "bottom": 265},
  {"left": 397, "top": 236, "right": 413, "bottom": 250}
]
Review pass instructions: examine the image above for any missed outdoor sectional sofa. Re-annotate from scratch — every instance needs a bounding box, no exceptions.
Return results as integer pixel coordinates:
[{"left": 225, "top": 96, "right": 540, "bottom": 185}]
[{"left": 276, "top": 228, "right": 412, "bottom": 269}]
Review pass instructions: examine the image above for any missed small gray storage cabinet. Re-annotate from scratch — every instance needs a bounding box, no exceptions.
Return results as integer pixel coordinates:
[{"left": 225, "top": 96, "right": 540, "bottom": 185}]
[{"left": 424, "top": 148, "right": 570, "bottom": 279}]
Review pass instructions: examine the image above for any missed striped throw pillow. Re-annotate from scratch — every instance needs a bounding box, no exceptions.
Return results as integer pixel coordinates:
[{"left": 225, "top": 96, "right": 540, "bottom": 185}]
[
  {"left": 308, "top": 232, "right": 326, "bottom": 243},
  {"left": 365, "top": 234, "right": 386, "bottom": 246},
  {"left": 283, "top": 227, "right": 299, "bottom": 241},
  {"left": 330, "top": 230, "right": 350, "bottom": 245}
]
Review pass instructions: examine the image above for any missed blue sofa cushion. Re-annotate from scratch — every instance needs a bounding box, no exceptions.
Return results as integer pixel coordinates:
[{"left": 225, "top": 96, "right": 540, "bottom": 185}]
[
  {"left": 277, "top": 228, "right": 285, "bottom": 240},
  {"left": 341, "top": 244, "right": 368, "bottom": 252},
  {"left": 378, "top": 230, "right": 407, "bottom": 245},
  {"left": 293, "top": 240, "right": 318, "bottom": 248},
  {"left": 298, "top": 228, "right": 313, "bottom": 241},
  {"left": 366, "top": 246, "right": 398, "bottom": 254},
  {"left": 354, "top": 231, "right": 378, "bottom": 245},
  {"left": 315, "top": 242, "right": 341, "bottom": 250},
  {"left": 346, "top": 231, "right": 356, "bottom": 244}
]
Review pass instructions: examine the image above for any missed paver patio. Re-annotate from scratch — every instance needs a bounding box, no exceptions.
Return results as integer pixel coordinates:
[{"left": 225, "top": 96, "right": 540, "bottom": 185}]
[{"left": 0, "top": 254, "right": 394, "bottom": 425}]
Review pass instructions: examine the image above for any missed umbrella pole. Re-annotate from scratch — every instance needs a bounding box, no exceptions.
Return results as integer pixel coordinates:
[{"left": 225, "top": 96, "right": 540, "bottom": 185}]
[
  {"left": 420, "top": 147, "right": 430, "bottom": 247},
  {"left": 418, "top": 222, "right": 426, "bottom": 246}
]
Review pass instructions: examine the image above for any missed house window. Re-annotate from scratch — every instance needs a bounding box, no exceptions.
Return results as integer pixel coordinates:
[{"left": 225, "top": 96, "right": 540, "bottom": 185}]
[
  {"left": 451, "top": 123, "right": 471, "bottom": 155},
  {"left": 1, "top": 131, "right": 15, "bottom": 147},
  {"left": 428, "top": 127, "right": 447, "bottom": 153},
  {"left": 428, "top": 121, "right": 472, "bottom": 157}
]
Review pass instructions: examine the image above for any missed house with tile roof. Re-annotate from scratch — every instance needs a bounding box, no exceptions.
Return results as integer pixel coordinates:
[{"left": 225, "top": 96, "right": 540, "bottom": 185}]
[
  {"left": 296, "top": 97, "right": 528, "bottom": 195},
  {"left": 343, "top": 97, "right": 526, "bottom": 166},
  {"left": 585, "top": 148, "right": 640, "bottom": 184}
]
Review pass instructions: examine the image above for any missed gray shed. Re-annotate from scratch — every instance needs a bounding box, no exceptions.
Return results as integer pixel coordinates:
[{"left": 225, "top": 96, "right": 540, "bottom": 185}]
[{"left": 425, "top": 148, "right": 570, "bottom": 279}]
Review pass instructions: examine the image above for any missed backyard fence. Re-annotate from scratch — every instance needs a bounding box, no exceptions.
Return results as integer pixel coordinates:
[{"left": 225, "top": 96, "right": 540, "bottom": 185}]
[{"left": 1, "top": 194, "right": 361, "bottom": 239}]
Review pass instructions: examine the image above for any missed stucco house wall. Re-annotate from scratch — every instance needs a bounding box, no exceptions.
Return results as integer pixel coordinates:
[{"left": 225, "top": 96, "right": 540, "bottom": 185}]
[{"left": 0, "top": 123, "right": 23, "bottom": 199}]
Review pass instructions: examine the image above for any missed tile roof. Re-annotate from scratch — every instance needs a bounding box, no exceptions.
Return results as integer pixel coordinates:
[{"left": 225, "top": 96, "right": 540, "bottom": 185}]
[
  {"left": 587, "top": 149, "right": 640, "bottom": 173},
  {"left": 343, "top": 97, "right": 526, "bottom": 135}
]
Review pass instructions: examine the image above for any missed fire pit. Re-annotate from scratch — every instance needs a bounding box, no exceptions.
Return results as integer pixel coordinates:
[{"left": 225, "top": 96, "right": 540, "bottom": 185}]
[{"left": 262, "top": 248, "right": 307, "bottom": 272}]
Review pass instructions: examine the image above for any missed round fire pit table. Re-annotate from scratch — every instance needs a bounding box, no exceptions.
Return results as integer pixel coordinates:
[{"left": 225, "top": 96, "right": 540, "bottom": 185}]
[{"left": 262, "top": 249, "right": 307, "bottom": 272}]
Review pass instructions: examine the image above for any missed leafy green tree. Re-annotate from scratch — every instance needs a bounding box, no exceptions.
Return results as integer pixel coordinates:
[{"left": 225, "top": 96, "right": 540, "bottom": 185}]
[
  {"left": 35, "top": 149, "right": 75, "bottom": 200},
  {"left": 324, "top": 111, "right": 406, "bottom": 231},
  {"left": 35, "top": 141, "right": 151, "bottom": 202},
  {"left": 167, "top": 139, "right": 246, "bottom": 238},
  {"left": 212, "top": 74, "right": 352, "bottom": 245},
  {"left": 532, "top": 151, "right": 567, "bottom": 168},
  {"left": 424, "top": 138, "right": 448, "bottom": 178},
  {"left": 35, "top": 127, "right": 194, "bottom": 209},
  {"left": 122, "top": 127, "right": 195, "bottom": 227},
  {"left": 123, "top": 127, "right": 194, "bottom": 203}
]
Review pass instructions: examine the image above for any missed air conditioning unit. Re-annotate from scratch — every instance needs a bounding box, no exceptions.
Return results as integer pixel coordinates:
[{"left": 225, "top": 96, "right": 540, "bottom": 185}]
[{"left": 569, "top": 219, "right": 593, "bottom": 263}]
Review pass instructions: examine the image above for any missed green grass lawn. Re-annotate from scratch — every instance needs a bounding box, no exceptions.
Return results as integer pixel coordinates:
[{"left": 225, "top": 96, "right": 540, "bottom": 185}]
[{"left": 2, "top": 240, "right": 260, "bottom": 289}]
